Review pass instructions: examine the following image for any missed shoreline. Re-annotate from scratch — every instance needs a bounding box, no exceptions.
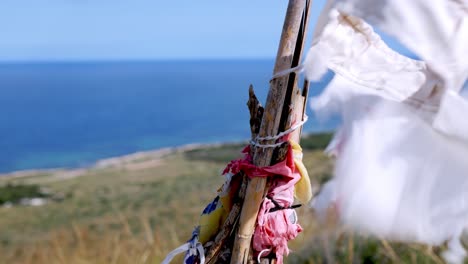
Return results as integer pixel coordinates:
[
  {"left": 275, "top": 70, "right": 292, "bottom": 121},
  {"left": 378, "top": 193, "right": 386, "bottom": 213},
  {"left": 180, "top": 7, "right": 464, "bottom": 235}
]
[
  {"left": 0, "top": 141, "right": 246, "bottom": 180},
  {"left": 0, "top": 131, "right": 332, "bottom": 180}
]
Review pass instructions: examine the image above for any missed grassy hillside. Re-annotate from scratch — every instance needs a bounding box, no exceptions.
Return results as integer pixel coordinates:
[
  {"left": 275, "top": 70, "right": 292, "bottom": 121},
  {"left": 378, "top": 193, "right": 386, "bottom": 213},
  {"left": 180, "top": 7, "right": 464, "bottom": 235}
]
[{"left": 0, "top": 134, "right": 446, "bottom": 263}]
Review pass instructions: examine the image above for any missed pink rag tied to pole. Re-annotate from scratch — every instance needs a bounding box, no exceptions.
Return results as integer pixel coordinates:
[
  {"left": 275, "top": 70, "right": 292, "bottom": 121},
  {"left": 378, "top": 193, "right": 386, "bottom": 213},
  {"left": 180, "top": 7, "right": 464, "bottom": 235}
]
[{"left": 223, "top": 145, "right": 303, "bottom": 264}]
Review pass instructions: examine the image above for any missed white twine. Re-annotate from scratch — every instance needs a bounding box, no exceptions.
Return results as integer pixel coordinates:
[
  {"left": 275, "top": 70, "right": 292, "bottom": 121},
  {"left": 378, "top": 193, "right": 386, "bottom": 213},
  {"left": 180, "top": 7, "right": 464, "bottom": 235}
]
[
  {"left": 257, "top": 248, "right": 273, "bottom": 263},
  {"left": 270, "top": 65, "right": 304, "bottom": 81},
  {"left": 250, "top": 115, "right": 308, "bottom": 149},
  {"left": 162, "top": 229, "right": 205, "bottom": 264},
  {"left": 250, "top": 140, "right": 288, "bottom": 149}
]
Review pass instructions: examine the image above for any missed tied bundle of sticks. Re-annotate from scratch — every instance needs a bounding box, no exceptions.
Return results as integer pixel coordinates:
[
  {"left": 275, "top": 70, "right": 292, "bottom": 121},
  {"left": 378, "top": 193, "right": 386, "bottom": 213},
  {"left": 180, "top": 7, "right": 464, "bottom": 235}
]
[{"left": 203, "top": 1, "right": 312, "bottom": 263}]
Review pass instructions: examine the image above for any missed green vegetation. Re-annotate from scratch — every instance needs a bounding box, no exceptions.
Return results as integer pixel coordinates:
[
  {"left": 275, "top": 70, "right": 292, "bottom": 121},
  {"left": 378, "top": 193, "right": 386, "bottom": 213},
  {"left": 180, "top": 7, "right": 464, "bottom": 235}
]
[
  {"left": 0, "top": 183, "right": 49, "bottom": 205},
  {"left": 184, "top": 143, "right": 245, "bottom": 162},
  {"left": 0, "top": 133, "right": 447, "bottom": 263},
  {"left": 301, "top": 132, "right": 334, "bottom": 150}
]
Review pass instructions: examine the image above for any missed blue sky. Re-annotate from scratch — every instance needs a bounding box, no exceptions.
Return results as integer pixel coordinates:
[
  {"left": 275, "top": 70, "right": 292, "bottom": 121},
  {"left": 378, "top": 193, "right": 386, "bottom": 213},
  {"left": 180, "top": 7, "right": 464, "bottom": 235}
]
[
  {"left": 0, "top": 0, "right": 409, "bottom": 61},
  {"left": 0, "top": 0, "right": 329, "bottom": 61}
]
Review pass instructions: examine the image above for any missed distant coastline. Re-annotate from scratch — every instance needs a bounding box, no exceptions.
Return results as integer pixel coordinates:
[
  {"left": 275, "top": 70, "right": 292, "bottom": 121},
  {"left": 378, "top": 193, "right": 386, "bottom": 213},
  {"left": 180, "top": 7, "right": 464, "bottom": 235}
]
[
  {"left": 0, "top": 130, "right": 334, "bottom": 179},
  {"left": 0, "top": 60, "right": 336, "bottom": 173},
  {"left": 0, "top": 141, "right": 243, "bottom": 179}
]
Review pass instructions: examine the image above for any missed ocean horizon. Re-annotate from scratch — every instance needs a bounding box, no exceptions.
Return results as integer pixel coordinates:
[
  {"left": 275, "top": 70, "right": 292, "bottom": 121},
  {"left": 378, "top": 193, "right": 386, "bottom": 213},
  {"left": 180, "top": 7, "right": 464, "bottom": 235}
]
[{"left": 0, "top": 59, "right": 337, "bottom": 173}]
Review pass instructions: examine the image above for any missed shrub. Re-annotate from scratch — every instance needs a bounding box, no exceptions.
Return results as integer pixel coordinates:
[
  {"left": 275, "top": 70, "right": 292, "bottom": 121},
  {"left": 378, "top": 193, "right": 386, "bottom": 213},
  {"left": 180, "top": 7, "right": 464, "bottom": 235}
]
[{"left": 0, "top": 183, "right": 49, "bottom": 205}]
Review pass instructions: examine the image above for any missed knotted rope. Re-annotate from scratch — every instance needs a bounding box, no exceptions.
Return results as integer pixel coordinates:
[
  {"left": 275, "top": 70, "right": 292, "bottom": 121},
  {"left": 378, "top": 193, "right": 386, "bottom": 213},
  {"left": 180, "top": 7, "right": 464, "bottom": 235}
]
[
  {"left": 250, "top": 115, "right": 308, "bottom": 149},
  {"left": 161, "top": 227, "right": 205, "bottom": 264}
]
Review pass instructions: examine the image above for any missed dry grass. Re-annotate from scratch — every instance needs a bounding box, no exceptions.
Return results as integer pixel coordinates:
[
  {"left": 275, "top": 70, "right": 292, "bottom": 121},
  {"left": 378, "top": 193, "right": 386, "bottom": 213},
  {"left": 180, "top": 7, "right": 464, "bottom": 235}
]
[
  {"left": 0, "top": 215, "right": 180, "bottom": 264},
  {"left": 0, "top": 135, "right": 450, "bottom": 263}
]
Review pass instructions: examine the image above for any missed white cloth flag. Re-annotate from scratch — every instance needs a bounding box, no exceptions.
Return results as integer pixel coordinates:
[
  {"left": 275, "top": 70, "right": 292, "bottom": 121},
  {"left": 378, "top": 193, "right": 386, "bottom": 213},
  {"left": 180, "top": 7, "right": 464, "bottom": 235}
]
[
  {"left": 305, "top": 1, "right": 468, "bottom": 263},
  {"left": 334, "top": 0, "right": 468, "bottom": 93}
]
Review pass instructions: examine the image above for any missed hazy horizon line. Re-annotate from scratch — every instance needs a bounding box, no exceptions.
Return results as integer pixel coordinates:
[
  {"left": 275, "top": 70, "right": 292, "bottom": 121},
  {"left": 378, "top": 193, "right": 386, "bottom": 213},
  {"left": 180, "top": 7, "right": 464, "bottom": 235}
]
[{"left": 0, "top": 57, "right": 277, "bottom": 65}]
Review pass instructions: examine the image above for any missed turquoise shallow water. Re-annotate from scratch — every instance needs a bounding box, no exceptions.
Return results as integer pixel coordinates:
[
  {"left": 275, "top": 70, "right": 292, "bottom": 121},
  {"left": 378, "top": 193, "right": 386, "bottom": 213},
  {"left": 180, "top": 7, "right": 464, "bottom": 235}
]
[{"left": 0, "top": 60, "right": 337, "bottom": 173}]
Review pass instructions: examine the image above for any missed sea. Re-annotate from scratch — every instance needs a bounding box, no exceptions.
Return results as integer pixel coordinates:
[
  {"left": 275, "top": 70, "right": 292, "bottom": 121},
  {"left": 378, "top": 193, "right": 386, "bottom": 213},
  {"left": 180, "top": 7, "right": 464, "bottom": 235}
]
[{"left": 0, "top": 60, "right": 337, "bottom": 173}]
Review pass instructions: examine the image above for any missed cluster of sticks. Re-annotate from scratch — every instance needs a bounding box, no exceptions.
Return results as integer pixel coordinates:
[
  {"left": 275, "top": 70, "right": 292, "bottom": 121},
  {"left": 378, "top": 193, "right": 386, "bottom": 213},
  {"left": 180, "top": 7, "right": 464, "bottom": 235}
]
[{"left": 203, "top": 1, "right": 312, "bottom": 263}]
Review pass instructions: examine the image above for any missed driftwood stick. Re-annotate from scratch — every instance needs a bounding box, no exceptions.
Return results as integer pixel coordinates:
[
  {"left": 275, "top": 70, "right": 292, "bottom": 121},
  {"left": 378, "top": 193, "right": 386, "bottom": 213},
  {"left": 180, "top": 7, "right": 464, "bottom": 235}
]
[
  {"left": 247, "top": 85, "right": 264, "bottom": 140},
  {"left": 205, "top": 174, "right": 248, "bottom": 264},
  {"left": 230, "top": 1, "right": 312, "bottom": 263},
  {"left": 205, "top": 85, "right": 264, "bottom": 263}
]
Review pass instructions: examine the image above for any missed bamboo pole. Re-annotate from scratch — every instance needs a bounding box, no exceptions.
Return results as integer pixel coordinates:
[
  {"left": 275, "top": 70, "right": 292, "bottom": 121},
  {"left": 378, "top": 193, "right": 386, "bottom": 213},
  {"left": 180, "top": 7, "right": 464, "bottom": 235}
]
[{"left": 230, "top": 1, "right": 312, "bottom": 263}]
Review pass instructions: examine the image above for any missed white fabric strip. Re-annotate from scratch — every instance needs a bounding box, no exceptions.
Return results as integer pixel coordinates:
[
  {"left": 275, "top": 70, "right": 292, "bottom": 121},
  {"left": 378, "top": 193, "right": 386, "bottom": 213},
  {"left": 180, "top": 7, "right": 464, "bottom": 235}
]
[
  {"left": 305, "top": 3, "right": 468, "bottom": 263},
  {"left": 303, "top": 9, "right": 441, "bottom": 110},
  {"left": 162, "top": 234, "right": 205, "bottom": 264},
  {"left": 333, "top": 0, "right": 468, "bottom": 93},
  {"left": 304, "top": 6, "right": 468, "bottom": 137}
]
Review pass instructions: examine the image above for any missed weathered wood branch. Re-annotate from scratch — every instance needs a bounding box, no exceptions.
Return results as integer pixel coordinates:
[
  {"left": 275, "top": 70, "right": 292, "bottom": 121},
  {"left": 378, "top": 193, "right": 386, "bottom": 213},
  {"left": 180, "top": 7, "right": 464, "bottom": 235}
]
[
  {"left": 230, "top": 1, "right": 312, "bottom": 263},
  {"left": 204, "top": 85, "right": 265, "bottom": 264},
  {"left": 247, "top": 85, "right": 264, "bottom": 141},
  {"left": 205, "top": 173, "right": 248, "bottom": 264}
]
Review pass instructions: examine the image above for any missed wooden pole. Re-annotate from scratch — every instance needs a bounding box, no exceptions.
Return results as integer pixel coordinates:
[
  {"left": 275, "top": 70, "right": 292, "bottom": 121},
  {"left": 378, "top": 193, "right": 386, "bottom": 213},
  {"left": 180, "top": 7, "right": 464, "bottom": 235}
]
[
  {"left": 204, "top": 85, "right": 263, "bottom": 264},
  {"left": 230, "top": 1, "right": 312, "bottom": 263}
]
